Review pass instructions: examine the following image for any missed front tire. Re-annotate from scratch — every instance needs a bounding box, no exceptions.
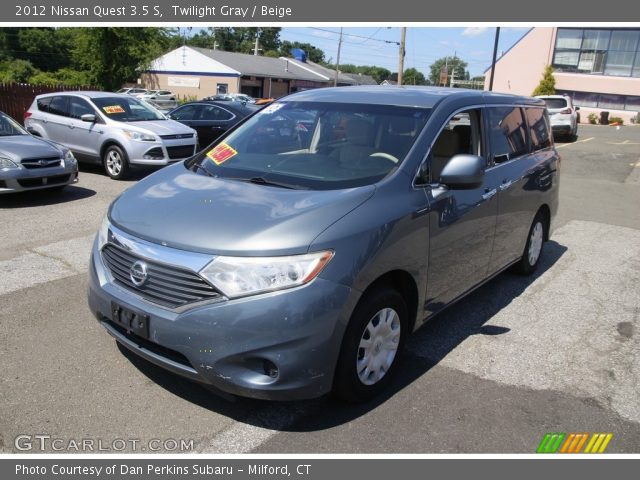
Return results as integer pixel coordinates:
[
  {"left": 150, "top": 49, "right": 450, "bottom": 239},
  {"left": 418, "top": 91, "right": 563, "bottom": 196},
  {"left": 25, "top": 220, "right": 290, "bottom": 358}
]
[
  {"left": 514, "top": 211, "right": 546, "bottom": 275},
  {"left": 333, "top": 286, "right": 407, "bottom": 402},
  {"left": 103, "top": 145, "right": 130, "bottom": 180}
]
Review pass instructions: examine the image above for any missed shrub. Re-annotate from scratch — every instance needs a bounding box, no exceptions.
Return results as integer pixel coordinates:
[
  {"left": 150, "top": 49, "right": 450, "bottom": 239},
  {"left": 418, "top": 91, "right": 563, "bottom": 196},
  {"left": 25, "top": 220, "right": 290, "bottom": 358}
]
[
  {"left": 608, "top": 116, "right": 624, "bottom": 125},
  {"left": 532, "top": 65, "right": 556, "bottom": 96},
  {"left": 588, "top": 113, "right": 598, "bottom": 124}
]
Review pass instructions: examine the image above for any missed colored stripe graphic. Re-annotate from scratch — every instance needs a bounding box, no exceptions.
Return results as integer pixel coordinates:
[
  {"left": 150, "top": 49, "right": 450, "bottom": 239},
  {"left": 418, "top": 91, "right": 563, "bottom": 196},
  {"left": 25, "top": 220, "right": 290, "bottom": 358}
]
[
  {"left": 537, "top": 433, "right": 566, "bottom": 453},
  {"left": 538, "top": 433, "right": 613, "bottom": 453},
  {"left": 584, "top": 433, "right": 613, "bottom": 453}
]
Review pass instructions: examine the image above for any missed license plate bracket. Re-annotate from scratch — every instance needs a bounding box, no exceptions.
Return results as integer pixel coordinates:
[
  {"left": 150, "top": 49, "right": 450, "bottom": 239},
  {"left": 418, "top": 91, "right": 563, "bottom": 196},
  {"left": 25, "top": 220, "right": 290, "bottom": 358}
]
[{"left": 111, "top": 302, "right": 149, "bottom": 339}]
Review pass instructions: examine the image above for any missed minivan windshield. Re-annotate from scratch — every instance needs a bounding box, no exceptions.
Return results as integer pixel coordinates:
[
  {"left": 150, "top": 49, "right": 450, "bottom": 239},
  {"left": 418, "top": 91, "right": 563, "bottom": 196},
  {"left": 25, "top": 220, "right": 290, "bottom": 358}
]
[
  {"left": 0, "top": 112, "right": 28, "bottom": 136},
  {"left": 187, "top": 101, "right": 430, "bottom": 190},
  {"left": 91, "top": 96, "right": 165, "bottom": 122}
]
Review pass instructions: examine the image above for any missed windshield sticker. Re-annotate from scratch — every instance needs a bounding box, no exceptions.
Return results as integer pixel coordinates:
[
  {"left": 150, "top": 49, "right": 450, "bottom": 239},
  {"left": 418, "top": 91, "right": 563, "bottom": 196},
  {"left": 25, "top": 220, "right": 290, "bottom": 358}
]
[
  {"left": 206, "top": 143, "right": 237, "bottom": 165},
  {"left": 102, "top": 105, "right": 125, "bottom": 114},
  {"left": 262, "top": 103, "right": 284, "bottom": 114}
]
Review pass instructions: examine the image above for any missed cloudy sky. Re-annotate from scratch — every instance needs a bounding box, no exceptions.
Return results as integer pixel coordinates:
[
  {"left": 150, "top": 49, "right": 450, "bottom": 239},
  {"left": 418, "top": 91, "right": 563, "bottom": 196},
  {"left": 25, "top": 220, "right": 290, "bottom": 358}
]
[{"left": 279, "top": 27, "right": 531, "bottom": 77}]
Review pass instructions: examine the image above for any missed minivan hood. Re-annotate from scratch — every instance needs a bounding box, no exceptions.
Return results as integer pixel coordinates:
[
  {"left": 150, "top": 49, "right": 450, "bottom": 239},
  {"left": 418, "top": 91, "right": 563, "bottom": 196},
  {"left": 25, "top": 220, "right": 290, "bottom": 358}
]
[
  {"left": 0, "top": 135, "right": 63, "bottom": 161},
  {"left": 109, "top": 163, "right": 375, "bottom": 256},
  {"left": 116, "top": 120, "right": 195, "bottom": 137}
]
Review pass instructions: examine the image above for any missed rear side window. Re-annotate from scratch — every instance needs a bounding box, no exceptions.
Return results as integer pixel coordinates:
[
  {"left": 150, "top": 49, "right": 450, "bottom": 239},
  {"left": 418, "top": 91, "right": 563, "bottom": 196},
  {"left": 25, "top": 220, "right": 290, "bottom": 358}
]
[
  {"left": 36, "top": 97, "right": 53, "bottom": 113},
  {"left": 524, "top": 108, "right": 552, "bottom": 151},
  {"left": 48, "top": 96, "right": 69, "bottom": 117},
  {"left": 487, "top": 106, "right": 528, "bottom": 164}
]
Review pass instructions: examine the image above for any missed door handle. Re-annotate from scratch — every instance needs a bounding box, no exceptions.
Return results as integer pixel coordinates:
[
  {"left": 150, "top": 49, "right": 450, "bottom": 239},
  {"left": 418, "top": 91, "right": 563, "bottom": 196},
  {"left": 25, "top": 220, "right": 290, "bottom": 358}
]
[
  {"left": 482, "top": 188, "right": 497, "bottom": 200},
  {"left": 499, "top": 180, "right": 513, "bottom": 191}
]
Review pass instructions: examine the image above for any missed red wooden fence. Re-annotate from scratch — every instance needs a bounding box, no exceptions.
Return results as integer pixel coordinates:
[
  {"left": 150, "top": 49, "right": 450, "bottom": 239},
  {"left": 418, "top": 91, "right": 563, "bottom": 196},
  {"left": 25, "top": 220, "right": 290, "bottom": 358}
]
[{"left": 0, "top": 83, "right": 100, "bottom": 123}]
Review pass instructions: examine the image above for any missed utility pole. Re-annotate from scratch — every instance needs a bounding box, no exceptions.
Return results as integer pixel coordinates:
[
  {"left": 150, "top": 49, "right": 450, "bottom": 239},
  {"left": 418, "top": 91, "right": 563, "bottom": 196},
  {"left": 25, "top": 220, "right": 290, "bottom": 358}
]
[
  {"left": 489, "top": 27, "right": 501, "bottom": 91},
  {"left": 397, "top": 27, "right": 406, "bottom": 85},
  {"left": 450, "top": 50, "right": 456, "bottom": 87},
  {"left": 254, "top": 28, "right": 260, "bottom": 56},
  {"left": 334, "top": 27, "right": 343, "bottom": 87}
]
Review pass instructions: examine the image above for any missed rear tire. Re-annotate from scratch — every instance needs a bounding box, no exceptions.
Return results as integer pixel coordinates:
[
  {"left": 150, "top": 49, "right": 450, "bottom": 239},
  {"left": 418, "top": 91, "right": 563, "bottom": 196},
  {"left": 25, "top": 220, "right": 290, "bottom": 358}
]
[
  {"left": 514, "top": 211, "right": 546, "bottom": 275},
  {"left": 333, "top": 286, "right": 407, "bottom": 402},
  {"left": 103, "top": 145, "right": 130, "bottom": 180}
]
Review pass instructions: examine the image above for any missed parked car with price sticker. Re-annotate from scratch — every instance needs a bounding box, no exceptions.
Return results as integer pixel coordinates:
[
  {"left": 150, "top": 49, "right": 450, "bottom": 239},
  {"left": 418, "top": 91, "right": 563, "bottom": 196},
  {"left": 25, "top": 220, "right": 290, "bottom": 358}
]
[
  {"left": 88, "top": 86, "right": 559, "bottom": 401},
  {"left": 25, "top": 92, "right": 197, "bottom": 179}
]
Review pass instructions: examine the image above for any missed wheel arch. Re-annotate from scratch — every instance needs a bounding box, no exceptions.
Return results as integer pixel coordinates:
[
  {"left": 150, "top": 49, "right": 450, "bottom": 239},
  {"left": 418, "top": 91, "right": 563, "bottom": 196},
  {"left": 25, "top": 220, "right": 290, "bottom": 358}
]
[{"left": 358, "top": 269, "right": 419, "bottom": 334}]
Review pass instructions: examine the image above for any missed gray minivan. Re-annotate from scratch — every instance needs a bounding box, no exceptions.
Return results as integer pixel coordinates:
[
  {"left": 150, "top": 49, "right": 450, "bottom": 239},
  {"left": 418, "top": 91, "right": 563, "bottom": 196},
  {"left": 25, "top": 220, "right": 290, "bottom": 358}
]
[
  {"left": 25, "top": 92, "right": 197, "bottom": 179},
  {"left": 88, "top": 86, "right": 559, "bottom": 402}
]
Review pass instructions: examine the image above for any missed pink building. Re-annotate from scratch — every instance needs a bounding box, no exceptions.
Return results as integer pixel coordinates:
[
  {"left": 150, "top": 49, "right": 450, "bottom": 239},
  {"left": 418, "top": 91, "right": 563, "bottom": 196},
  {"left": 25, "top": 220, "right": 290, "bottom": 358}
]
[{"left": 485, "top": 28, "right": 640, "bottom": 123}]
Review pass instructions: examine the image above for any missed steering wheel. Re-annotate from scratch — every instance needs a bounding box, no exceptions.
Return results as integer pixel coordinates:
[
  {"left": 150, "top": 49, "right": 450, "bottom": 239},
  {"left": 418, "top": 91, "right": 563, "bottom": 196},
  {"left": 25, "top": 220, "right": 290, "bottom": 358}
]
[{"left": 369, "top": 152, "right": 399, "bottom": 164}]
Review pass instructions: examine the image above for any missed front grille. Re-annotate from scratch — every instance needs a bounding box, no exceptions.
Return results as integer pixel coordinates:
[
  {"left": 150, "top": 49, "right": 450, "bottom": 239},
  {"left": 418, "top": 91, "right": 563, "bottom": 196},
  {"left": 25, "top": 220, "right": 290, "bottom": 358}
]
[
  {"left": 21, "top": 156, "right": 62, "bottom": 169},
  {"left": 17, "top": 174, "right": 71, "bottom": 188},
  {"left": 103, "top": 319, "right": 193, "bottom": 368},
  {"left": 101, "top": 244, "right": 221, "bottom": 309},
  {"left": 166, "top": 145, "right": 195, "bottom": 159},
  {"left": 160, "top": 133, "right": 195, "bottom": 140}
]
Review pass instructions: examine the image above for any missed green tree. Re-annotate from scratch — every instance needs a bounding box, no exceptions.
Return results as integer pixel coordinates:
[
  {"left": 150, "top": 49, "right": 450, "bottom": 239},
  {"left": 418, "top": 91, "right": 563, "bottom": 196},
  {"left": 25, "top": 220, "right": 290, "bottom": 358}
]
[
  {"left": 428, "top": 56, "right": 469, "bottom": 85},
  {"left": 71, "top": 28, "right": 171, "bottom": 90},
  {"left": 17, "top": 28, "right": 74, "bottom": 72},
  {"left": 0, "top": 59, "right": 36, "bottom": 83},
  {"left": 532, "top": 65, "right": 556, "bottom": 96},
  {"left": 403, "top": 67, "right": 428, "bottom": 85}
]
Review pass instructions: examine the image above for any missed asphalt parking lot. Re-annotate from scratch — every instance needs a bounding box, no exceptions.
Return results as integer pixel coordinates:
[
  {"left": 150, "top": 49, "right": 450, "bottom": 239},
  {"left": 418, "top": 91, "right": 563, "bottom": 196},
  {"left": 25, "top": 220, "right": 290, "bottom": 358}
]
[{"left": 1, "top": 124, "right": 639, "bottom": 453}]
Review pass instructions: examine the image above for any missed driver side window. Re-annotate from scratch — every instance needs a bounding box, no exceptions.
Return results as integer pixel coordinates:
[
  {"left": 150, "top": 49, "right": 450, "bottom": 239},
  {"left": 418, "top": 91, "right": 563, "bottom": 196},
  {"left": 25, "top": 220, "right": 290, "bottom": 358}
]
[{"left": 419, "top": 110, "right": 482, "bottom": 184}]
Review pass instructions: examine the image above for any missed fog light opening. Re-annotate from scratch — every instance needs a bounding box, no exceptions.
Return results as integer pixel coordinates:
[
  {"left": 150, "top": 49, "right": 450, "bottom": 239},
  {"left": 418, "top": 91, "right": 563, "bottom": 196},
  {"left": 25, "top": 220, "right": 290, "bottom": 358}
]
[{"left": 263, "top": 360, "right": 279, "bottom": 379}]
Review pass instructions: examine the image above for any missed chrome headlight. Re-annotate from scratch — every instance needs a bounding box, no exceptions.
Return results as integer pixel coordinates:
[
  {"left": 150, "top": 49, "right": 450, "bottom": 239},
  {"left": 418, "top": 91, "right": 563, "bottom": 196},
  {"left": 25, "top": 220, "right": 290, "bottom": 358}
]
[
  {"left": 0, "top": 156, "right": 19, "bottom": 170},
  {"left": 123, "top": 130, "right": 157, "bottom": 142},
  {"left": 199, "top": 251, "right": 334, "bottom": 299}
]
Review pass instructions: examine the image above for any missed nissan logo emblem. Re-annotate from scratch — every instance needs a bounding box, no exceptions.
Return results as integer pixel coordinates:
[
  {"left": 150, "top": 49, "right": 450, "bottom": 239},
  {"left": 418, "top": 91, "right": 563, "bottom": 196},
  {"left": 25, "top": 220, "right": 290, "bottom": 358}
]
[{"left": 129, "top": 260, "right": 148, "bottom": 287}]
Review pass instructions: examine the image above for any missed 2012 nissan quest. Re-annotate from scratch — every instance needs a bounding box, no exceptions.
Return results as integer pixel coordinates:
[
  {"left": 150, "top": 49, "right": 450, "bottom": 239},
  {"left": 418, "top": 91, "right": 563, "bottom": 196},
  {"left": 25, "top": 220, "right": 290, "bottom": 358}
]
[
  {"left": 88, "top": 87, "right": 559, "bottom": 402},
  {"left": 25, "top": 92, "right": 197, "bottom": 179}
]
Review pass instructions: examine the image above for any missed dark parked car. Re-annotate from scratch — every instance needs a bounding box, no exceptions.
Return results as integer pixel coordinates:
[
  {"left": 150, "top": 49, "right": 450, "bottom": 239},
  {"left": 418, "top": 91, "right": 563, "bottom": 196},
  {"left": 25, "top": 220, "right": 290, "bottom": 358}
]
[
  {"left": 89, "top": 86, "right": 559, "bottom": 402},
  {"left": 0, "top": 111, "right": 78, "bottom": 194},
  {"left": 167, "top": 101, "right": 259, "bottom": 149}
]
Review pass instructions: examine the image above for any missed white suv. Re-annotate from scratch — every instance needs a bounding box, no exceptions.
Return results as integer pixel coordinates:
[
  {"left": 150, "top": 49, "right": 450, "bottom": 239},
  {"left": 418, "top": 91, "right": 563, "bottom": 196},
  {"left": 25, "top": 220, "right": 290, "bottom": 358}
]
[
  {"left": 25, "top": 92, "right": 197, "bottom": 180},
  {"left": 535, "top": 95, "right": 579, "bottom": 140}
]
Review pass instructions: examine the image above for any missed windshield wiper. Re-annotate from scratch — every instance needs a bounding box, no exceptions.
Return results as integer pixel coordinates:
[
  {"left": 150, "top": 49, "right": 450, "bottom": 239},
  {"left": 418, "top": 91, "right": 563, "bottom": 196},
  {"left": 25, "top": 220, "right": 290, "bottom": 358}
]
[
  {"left": 247, "top": 177, "right": 302, "bottom": 189},
  {"left": 192, "top": 163, "right": 214, "bottom": 177}
]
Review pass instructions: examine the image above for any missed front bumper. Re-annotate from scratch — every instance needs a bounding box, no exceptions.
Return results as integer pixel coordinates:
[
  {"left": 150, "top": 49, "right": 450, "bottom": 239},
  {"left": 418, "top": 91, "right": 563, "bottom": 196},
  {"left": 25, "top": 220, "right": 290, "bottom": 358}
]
[
  {"left": 127, "top": 138, "right": 197, "bottom": 166},
  {"left": 87, "top": 237, "right": 354, "bottom": 400},
  {"left": 0, "top": 164, "right": 78, "bottom": 193}
]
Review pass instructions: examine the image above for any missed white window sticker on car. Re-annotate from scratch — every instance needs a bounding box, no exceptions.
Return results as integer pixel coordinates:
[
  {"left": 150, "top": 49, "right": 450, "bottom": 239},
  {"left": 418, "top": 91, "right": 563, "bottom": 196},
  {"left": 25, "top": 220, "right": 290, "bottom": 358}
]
[{"left": 262, "top": 103, "right": 284, "bottom": 115}]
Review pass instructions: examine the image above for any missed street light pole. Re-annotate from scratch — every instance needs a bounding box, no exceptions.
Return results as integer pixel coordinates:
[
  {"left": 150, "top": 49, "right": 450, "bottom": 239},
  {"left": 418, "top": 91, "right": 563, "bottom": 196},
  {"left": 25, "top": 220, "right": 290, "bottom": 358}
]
[{"left": 489, "top": 27, "right": 501, "bottom": 91}]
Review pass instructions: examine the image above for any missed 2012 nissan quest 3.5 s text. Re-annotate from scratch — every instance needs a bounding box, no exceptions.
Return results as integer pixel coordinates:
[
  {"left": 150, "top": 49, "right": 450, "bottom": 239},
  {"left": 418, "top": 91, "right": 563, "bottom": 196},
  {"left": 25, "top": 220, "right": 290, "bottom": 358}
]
[
  {"left": 25, "top": 92, "right": 197, "bottom": 179},
  {"left": 88, "top": 86, "right": 559, "bottom": 402}
]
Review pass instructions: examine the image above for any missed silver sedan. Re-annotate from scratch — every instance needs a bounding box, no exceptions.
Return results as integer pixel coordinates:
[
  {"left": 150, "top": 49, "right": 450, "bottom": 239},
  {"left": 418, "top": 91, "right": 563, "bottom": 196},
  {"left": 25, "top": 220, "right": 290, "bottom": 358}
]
[{"left": 0, "top": 111, "right": 78, "bottom": 194}]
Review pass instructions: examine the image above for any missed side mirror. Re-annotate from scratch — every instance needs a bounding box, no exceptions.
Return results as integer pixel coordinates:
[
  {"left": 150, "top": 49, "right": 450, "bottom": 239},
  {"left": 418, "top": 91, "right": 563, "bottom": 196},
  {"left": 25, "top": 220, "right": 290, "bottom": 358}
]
[
  {"left": 81, "top": 114, "right": 96, "bottom": 123},
  {"left": 439, "top": 154, "right": 485, "bottom": 189},
  {"left": 575, "top": 106, "right": 580, "bottom": 111}
]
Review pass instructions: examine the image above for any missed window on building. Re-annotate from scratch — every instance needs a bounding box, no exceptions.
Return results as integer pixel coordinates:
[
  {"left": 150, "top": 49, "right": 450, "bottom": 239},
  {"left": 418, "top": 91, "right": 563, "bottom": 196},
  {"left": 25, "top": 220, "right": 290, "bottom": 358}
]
[
  {"left": 558, "top": 90, "right": 640, "bottom": 112},
  {"left": 217, "top": 83, "right": 228, "bottom": 94},
  {"left": 553, "top": 28, "right": 640, "bottom": 78}
]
